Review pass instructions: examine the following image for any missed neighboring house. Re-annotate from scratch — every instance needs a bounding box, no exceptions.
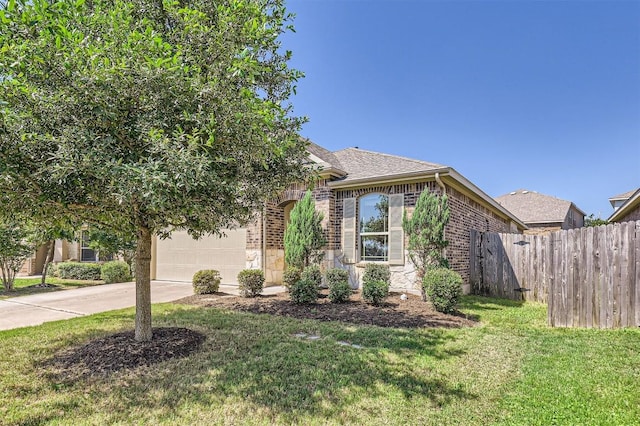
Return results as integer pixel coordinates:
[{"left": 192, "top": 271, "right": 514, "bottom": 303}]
[
  {"left": 19, "top": 230, "right": 109, "bottom": 275},
  {"left": 151, "top": 142, "right": 526, "bottom": 293},
  {"left": 494, "top": 189, "right": 585, "bottom": 235},
  {"left": 608, "top": 188, "right": 640, "bottom": 223}
]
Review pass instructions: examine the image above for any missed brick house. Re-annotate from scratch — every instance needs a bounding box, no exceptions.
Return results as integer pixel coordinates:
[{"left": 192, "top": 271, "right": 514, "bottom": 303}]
[
  {"left": 608, "top": 188, "right": 640, "bottom": 223},
  {"left": 151, "top": 142, "right": 526, "bottom": 293},
  {"left": 494, "top": 189, "right": 585, "bottom": 235}
]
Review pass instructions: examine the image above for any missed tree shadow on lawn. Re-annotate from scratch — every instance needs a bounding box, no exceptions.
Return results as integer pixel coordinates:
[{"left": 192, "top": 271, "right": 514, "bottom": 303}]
[{"left": 40, "top": 307, "right": 476, "bottom": 423}]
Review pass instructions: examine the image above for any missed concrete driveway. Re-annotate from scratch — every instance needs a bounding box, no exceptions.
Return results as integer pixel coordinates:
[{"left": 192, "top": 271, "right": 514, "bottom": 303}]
[{"left": 0, "top": 281, "right": 195, "bottom": 331}]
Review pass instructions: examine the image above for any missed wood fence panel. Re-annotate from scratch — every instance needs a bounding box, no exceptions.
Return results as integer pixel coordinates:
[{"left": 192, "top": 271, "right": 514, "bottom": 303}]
[{"left": 470, "top": 220, "right": 640, "bottom": 329}]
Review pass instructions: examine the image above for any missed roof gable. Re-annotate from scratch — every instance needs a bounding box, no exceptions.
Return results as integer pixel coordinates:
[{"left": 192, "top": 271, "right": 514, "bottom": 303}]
[{"left": 495, "top": 190, "right": 582, "bottom": 224}]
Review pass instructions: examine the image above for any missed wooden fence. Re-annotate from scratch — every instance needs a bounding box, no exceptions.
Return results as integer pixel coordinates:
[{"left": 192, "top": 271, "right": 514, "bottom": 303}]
[{"left": 470, "top": 221, "right": 640, "bottom": 328}]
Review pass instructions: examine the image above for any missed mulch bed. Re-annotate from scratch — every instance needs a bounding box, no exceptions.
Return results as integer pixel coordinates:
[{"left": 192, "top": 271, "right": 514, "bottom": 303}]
[
  {"left": 49, "top": 327, "right": 205, "bottom": 380},
  {"left": 176, "top": 290, "right": 477, "bottom": 329}
]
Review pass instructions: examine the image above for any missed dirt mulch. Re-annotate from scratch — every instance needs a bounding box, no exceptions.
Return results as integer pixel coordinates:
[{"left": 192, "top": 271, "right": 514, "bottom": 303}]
[
  {"left": 176, "top": 290, "right": 477, "bottom": 329},
  {"left": 49, "top": 327, "right": 206, "bottom": 380}
]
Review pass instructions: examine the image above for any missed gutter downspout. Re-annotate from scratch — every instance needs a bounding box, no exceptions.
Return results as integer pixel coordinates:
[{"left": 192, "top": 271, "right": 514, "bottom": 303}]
[
  {"left": 262, "top": 207, "right": 267, "bottom": 281},
  {"left": 435, "top": 172, "right": 447, "bottom": 262}
]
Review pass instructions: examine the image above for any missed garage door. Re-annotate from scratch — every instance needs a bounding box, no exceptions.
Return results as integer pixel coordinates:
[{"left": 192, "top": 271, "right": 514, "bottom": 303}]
[{"left": 155, "top": 229, "right": 247, "bottom": 284}]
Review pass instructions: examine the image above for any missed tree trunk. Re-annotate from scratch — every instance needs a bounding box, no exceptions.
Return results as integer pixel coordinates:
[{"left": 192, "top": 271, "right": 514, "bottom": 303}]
[
  {"left": 134, "top": 226, "right": 153, "bottom": 342},
  {"left": 40, "top": 240, "right": 55, "bottom": 286}
]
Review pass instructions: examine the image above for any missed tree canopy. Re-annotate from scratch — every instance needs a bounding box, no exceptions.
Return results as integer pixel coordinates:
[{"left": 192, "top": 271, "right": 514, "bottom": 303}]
[{"left": 0, "top": 0, "right": 309, "bottom": 340}]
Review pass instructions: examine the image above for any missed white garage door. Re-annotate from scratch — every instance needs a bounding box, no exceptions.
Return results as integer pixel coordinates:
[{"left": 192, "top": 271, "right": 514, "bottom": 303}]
[{"left": 155, "top": 229, "right": 247, "bottom": 284}]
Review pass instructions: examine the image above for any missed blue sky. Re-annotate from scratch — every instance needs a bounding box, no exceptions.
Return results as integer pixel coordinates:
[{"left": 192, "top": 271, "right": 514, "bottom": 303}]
[{"left": 282, "top": 0, "right": 640, "bottom": 219}]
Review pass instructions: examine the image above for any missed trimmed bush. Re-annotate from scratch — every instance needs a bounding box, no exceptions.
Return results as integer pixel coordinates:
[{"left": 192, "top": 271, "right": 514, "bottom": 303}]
[
  {"left": 192, "top": 269, "right": 221, "bottom": 295},
  {"left": 100, "top": 261, "right": 132, "bottom": 284},
  {"left": 282, "top": 266, "right": 301, "bottom": 289},
  {"left": 362, "top": 263, "right": 390, "bottom": 285},
  {"left": 290, "top": 278, "right": 318, "bottom": 304},
  {"left": 56, "top": 262, "right": 102, "bottom": 280},
  {"left": 325, "top": 268, "right": 349, "bottom": 287},
  {"left": 301, "top": 265, "right": 322, "bottom": 287},
  {"left": 362, "top": 280, "right": 389, "bottom": 305},
  {"left": 328, "top": 280, "right": 351, "bottom": 303},
  {"left": 237, "top": 269, "right": 265, "bottom": 298},
  {"left": 423, "top": 267, "right": 462, "bottom": 313}
]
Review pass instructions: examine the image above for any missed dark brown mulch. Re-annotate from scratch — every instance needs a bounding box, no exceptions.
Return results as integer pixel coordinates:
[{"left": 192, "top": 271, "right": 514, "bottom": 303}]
[
  {"left": 176, "top": 290, "right": 477, "bottom": 329},
  {"left": 49, "top": 327, "right": 205, "bottom": 380}
]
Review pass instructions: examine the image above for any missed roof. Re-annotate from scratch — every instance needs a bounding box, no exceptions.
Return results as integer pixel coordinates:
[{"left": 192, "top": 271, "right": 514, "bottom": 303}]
[
  {"left": 609, "top": 188, "right": 638, "bottom": 201},
  {"left": 495, "top": 190, "right": 585, "bottom": 225},
  {"left": 331, "top": 147, "right": 445, "bottom": 183},
  {"left": 304, "top": 140, "right": 346, "bottom": 177},
  {"left": 608, "top": 188, "right": 640, "bottom": 222}
]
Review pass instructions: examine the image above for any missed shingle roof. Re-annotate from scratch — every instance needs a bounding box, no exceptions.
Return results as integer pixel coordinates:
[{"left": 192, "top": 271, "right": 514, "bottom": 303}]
[
  {"left": 306, "top": 140, "right": 345, "bottom": 172},
  {"left": 608, "top": 188, "right": 640, "bottom": 222},
  {"left": 331, "top": 148, "right": 445, "bottom": 183},
  {"left": 494, "top": 190, "right": 577, "bottom": 224},
  {"left": 609, "top": 188, "right": 639, "bottom": 201}
]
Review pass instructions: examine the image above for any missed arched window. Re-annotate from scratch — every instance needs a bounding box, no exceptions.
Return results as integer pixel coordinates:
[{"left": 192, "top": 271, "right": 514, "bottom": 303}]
[{"left": 359, "top": 194, "right": 389, "bottom": 261}]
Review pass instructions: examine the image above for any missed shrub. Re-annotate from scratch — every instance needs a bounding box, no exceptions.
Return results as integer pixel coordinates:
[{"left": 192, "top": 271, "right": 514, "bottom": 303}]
[
  {"left": 192, "top": 269, "right": 221, "bottom": 295},
  {"left": 237, "top": 269, "right": 265, "bottom": 298},
  {"left": 100, "top": 261, "right": 132, "bottom": 284},
  {"left": 362, "top": 263, "right": 390, "bottom": 285},
  {"left": 282, "top": 266, "right": 301, "bottom": 289},
  {"left": 423, "top": 267, "right": 462, "bottom": 313},
  {"left": 362, "top": 280, "right": 389, "bottom": 305},
  {"left": 47, "top": 262, "right": 59, "bottom": 278},
  {"left": 301, "top": 265, "right": 322, "bottom": 287},
  {"left": 289, "top": 278, "right": 318, "bottom": 304},
  {"left": 325, "top": 268, "right": 349, "bottom": 287},
  {"left": 328, "top": 280, "right": 351, "bottom": 303},
  {"left": 56, "top": 262, "right": 102, "bottom": 280}
]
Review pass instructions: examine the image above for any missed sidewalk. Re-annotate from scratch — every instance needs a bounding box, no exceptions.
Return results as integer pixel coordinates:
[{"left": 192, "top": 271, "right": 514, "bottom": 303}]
[{"left": 0, "top": 281, "right": 285, "bottom": 331}]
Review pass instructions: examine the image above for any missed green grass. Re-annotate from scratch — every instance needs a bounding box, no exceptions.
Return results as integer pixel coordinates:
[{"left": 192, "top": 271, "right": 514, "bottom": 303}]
[
  {"left": 1, "top": 296, "right": 639, "bottom": 425},
  {"left": 1, "top": 277, "right": 105, "bottom": 299}
]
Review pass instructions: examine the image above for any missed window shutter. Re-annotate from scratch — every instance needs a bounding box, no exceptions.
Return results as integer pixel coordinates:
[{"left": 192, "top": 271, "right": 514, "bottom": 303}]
[
  {"left": 342, "top": 198, "right": 356, "bottom": 264},
  {"left": 388, "top": 193, "right": 404, "bottom": 265}
]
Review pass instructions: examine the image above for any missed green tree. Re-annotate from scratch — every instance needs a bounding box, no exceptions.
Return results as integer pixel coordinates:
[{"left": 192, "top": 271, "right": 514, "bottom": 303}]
[
  {"left": 0, "top": 0, "right": 308, "bottom": 341},
  {"left": 402, "top": 191, "right": 450, "bottom": 301},
  {"left": 86, "top": 226, "right": 137, "bottom": 275},
  {"left": 585, "top": 214, "right": 608, "bottom": 227},
  {"left": 284, "top": 190, "right": 326, "bottom": 268},
  {"left": 27, "top": 219, "right": 77, "bottom": 286},
  {"left": 0, "top": 219, "right": 33, "bottom": 290}
]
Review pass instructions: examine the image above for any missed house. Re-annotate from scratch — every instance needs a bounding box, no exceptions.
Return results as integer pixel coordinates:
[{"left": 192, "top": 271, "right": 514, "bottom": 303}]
[
  {"left": 608, "top": 188, "right": 640, "bottom": 223},
  {"left": 151, "top": 142, "right": 526, "bottom": 293},
  {"left": 494, "top": 190, "right": 585, "bottom": 235}
]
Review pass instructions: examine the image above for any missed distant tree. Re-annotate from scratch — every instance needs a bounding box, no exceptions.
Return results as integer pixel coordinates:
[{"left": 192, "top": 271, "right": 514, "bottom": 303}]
[
  {"left": 0, "top": 0, "right": 308, "bottom": 341},
  {"left": 86, "top": 226, "right": 137, "bottom": 275},
  {"left": 403, "top": 191, "right": 450, "bottom": 301},
  {"left": 0, "top": 219, "right": 33, "bottom": 290},
  {"left": 28, "top": 220, "right": 77, "bottom": 286},
  {"left": 284, "top": 190, "right": 326, "bottom": 269},
  {"left": 584, "top": 214, "right": 608, "bottom": 227}
]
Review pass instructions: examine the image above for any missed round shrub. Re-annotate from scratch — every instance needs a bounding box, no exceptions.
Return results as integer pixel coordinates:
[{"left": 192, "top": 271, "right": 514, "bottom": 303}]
[
  {"left": 328, "top": 280, "right": 351, "bottom": 303},
  {"left": 423, "top": 267, "right": 462, "bottom": 314},
  {"left": 100, "top": 261, "right": 132, "bottom": 284},
  {"left": 282, "top": 266, "right": 301, "bottom": 289},
  {"left": 362, "top": 280, "right": 389, "bottom": 306},
  {"left": 362, "top": 263, "right": 390, "bottom": 285},
  {"left": 325, "top": 268, "right": 349, "bottom": 287},
  {"left": 290, "top": 278, "right": 318, "bottom": 304},
  {"left": 192, "top": 269, "right": 221, "bottom": 295},
  {"left": 237, "top": 269, "right": 265, "bottom": 298},
  {"left": 301, "top": 265, "right": 322, "bottom": 287},
  {"left": 56, "top": 262, "right": 102, "bottom": 280}
]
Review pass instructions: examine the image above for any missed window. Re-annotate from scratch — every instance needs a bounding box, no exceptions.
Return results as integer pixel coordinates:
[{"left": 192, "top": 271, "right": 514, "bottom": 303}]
[
  {"left": 81, "top": 231, "right": 97, "bottom": 262},
  {"left": 359, "top": 194, "right": 389, "bottom": 261}
]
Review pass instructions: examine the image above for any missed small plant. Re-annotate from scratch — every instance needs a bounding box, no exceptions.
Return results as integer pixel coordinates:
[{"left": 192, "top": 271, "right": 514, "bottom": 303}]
[
  {"left": 301, "top": 264, "right": 322, "bottom": 287},
  {"left": 56, "top": 262, "right": 102, "bottom": 280},
  {"left": 282, "top": 266, "right": 301, "bottom": 289},
  {"left": 328, "top": 280, "right": 351, "bottom": 303},
  {"left": 325, "top": 268, "right": 349, "bottom": 286},
  {"left": 362, "top": 263, "right": 390, "bottom": 285},
  {"left": 289, "top": 278, "right": 318, "bottom": 304},
  {"left": 192, "top": 269, "right": 221, "bottom": 295},
  {"left": 100, "top": 261, "right": 131, "bottom": 284},
  {"left": 237, "top": 269, "right": 265, "bottom": 298},
  {"left": 362, "top": 280, "right": 389, "bottom": 305},
  {"left": 423, "top": 267, "right": 462, "bottom": 313}
]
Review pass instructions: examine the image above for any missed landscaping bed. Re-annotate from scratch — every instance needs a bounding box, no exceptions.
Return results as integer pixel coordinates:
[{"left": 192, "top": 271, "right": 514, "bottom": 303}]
[{"left": 176, "top": 290, "right": 477, "bottom": 329}]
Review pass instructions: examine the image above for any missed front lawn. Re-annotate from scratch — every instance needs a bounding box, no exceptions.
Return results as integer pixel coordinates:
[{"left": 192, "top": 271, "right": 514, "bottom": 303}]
[
  {"left": 0, "top": 296, "right": 638, "bottom": 425},
  {"left": 1, "top": 277, "right": 105, "bottom": 299}
]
